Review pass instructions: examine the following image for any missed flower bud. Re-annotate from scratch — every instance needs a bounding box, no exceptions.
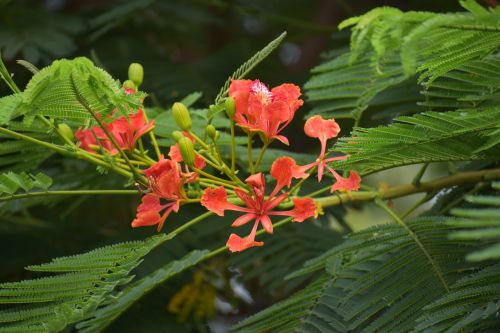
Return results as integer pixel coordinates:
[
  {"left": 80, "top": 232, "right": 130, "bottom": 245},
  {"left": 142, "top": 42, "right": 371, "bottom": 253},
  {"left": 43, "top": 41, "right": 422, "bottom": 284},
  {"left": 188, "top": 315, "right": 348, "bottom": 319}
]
[
  {"left": 172, "top": 130, "right": 184, "bottom": 142},
  {"left": 123, "top": 79, "right": 136, "bottom": 93},
  {"left": 128, "top": 63, "right": 144, "bottom": 86},
  {"left": 206, "top": 124, "right": 217, "bottom": 140},
  {"left": 172, "top": 102, "right": 192, "bottom": 131},
  {"left": 178, "top": 137, "right": 195, "bottom": 167},
  {"left": 225, "top": 97, "right": 236, "bottom": 119},
  {"left": 57, "top": 123, "right": 74, "bottom": 142}
]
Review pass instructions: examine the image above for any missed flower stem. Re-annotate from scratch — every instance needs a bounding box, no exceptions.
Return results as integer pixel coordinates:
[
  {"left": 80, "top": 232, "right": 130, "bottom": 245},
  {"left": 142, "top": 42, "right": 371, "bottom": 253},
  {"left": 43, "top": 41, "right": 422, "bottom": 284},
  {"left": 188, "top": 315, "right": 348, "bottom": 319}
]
[
  {"left": 248, "top": 133, "right": 254, "bottom": 173},
  {"left": 193, "top": 168, "right": 238, "bottom": 188},
  {"left": 230, "top": 120, "right": 236, "bottom": 173},
  {"left": 253, "top": 142, "right": 269, "bottom": 172},
  {"left": 170, "top": 211, "right": 214, "bottom": 235},
  {"left": 143, "top": 113, "right": 162, "bottom": 161},
  {"left": 0, "top": 52, "right": 21, "bottom": 93},
  {"left": 0, "top": 126, "right": 133, "bottom": 178},
  {"left": 0, "top": 189, "right": 139, "bottom": 202},
  {"left": 83, "top": 105, "right": 145, "bottom": 184}
]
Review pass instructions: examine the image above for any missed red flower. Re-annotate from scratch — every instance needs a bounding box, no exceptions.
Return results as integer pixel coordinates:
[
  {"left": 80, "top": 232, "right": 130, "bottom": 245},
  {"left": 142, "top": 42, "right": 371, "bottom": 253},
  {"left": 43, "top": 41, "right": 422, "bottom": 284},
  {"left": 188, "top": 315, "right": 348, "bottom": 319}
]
[
  {"left": 132, "top": 158, "right": 184, "bottom": 231},
  {"left": 301, "top": 115, "right": 362, "bottom": 191},
  {"left": 329, "top": 170, "right": 361, "bottom": 193},
  {"left": 229, "top": 79, "right": 303, "bottom": 145},
  {"left": 304, "top": 115, "right": 340, "bottom": 157},
  {"left": 201, "top": 159, "right": 316, "bottom": 252},
  {"left": 270, "top": 156, "right": 308, "bottom": 195},
  {"left": 75, "top": 109, "right": 154, "bottom": 155}
]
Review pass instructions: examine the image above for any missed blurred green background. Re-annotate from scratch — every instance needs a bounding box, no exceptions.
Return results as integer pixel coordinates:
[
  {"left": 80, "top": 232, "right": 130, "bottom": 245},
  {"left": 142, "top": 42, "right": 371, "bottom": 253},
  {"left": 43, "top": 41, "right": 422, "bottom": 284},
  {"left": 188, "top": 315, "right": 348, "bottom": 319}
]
[{"left": 0, "top": 1, "right": 471, "bottom": 332}]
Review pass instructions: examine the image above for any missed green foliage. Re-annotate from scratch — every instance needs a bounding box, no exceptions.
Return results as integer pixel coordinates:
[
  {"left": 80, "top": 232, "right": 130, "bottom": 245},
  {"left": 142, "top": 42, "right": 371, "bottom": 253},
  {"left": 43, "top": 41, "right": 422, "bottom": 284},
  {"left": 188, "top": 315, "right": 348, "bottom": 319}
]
[
  {"left": 415, "top": 263, "right": 500, "bottom": 332},
  {"left": 304, "top": 0, "right": 500, "bottom": 121},
  {"left": 332, "top": 106, "right": 500, "bottom": 175},
  {"left": 0, "top": 234, "right": 171, "bottom": 333},
  {"left": 0, "top": 171, "right": 52, "bottom": 195},
  {"left": 76, "top": 249, "right": 210, "bottom": 333},
  {"left": 304, "top": 51, "right": 410, "bottom": 120},
  {"left": 230, "top": 220, "right": 342, "bottom": 295},
  {"left": 1, "top": 57, "right": 143, "bottom": 126},
  {"left": 447, "top": 182, "right": 500, "bottom": 261},
  {"left": 233, "top": 217, "right": 483, "bottom": 333}
]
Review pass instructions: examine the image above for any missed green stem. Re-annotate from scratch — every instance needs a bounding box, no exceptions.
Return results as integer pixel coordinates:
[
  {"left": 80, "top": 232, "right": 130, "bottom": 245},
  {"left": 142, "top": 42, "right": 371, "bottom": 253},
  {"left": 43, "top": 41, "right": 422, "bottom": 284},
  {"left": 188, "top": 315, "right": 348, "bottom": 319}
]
[
  {"left": 0, "top": 126, "right": 133, "bottom": 178},
  {"left": 412, "top": 163, "right": 429, "bottom": 186},
  {"left": 144, "top": 113, "right": 162, "bottom": 161},
  {"left": 400, "top": 192, "right": 435, "bottom": 219},
  {"left": 248, "top": 133, "right": 254, "bottom": 173},
  {"left": 170, "top": 211, "right": 214, "bottom": 235},
  {"left": 230, "top": 120, "right": 236, "bottom": 173},
  {"left": 0, "top": 190, "right": 139, "bottom": 202},
  {"left": 0, "top": 51, "right": 21, "bottom": 93},
  {"left": 132, "top": 151, "right": 156, "bottom": 165},
  {"left": 253, "top": 142, "right": 269, "bottom": 172},
  {"left": 375, "top": 198, "right": 449, "bottom": 292},
  {"left": 191, "top": 130, "right": 245, "bottom": 186},
  {"left": 193, "top": 168, "right": 238, "bottom": 188},
  {"left": 84, "top": 106, "right": 144, "bottom": 183}
]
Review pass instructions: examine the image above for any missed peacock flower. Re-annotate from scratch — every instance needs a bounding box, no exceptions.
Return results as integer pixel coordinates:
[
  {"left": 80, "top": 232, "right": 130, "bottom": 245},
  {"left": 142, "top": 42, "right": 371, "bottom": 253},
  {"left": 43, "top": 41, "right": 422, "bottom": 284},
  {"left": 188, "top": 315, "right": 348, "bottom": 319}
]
[
  {"left": 302, "top": 115, "right": 361, "bottom": 191},
  {"left": 132, "top": 158, "right": 185, "bottom": 231},
  {"left": 228, "top": 79, "right": 303, "bottom": 145},
  {"left": 75, "top": 109, "right": 154, "bottom": 155},
  {"left": 201, "top": 158, "right": 316, "bottom": 252}
]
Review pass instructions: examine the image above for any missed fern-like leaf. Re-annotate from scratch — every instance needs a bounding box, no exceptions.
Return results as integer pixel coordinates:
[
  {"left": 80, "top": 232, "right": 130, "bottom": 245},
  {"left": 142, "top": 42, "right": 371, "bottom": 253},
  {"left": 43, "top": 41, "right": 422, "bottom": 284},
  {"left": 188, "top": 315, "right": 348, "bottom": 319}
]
[
  {"left": 0, "top": 171, "right": 52, "bottom": 195},
  {"left": 447, "top": 182, "right": 500, "bottom": 261},
  {"left": 233, "top": 217, "right": 482, "bottom": 333},
  {"left": 333, "top": 106, "right": 500, "bottom": 175},
  {"left": 75, "top": 249, "right": 209, "bottom": 333},
  {"left": 0, "top": 234, "right": 172, "bottom": 333}
]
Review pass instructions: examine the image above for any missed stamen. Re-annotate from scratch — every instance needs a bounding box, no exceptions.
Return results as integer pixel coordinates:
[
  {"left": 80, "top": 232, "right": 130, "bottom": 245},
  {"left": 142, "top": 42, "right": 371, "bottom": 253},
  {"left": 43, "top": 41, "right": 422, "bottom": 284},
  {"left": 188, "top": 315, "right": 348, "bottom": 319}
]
[{"left": 251, "top": 80, "right": 272, "bottom": 101}]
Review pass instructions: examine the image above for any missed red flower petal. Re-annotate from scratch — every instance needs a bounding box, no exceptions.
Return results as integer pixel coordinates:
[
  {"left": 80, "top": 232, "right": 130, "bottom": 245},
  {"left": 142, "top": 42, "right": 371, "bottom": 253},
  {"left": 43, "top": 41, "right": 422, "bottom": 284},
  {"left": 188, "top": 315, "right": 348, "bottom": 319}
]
[
  {"left": 226, "top": 233, "right": 264, "bottom": 253},
  {"left": 232, "top": 213, "right": 257, "bottom": 227},
  {"left": 270, "top": 156, "right": 308, "bottom": 193},
  {"left": 304, "top": 115, "right": 340, "bottom": 156},
  {"left": 289, "top": 197, "right": 316, "bottom": 222},
  {"left": 201, "top": 186, "right": 229, "bottom": 216},
  {"left": 260, "top": 215, "right": 273, "bottom": 234},
  {"left": 228, "top": 79, "right": 303, "bottom": 145},
  {"left": 144, "top": 158, "right": 179, "bottom": 179},
  {"left": 330, "top": 171, "right": 362, "bottom": 192}
]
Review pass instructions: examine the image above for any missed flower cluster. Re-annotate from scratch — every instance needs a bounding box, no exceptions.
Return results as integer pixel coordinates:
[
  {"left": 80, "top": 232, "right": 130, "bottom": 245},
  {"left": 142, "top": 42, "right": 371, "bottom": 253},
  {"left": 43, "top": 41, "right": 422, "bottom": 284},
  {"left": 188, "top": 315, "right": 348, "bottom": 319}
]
[
  {"left": 201, "top": 159, "right": 315, "bottom": 252},
  {"left": 74, "top": 73, "right": 361, "bottom": 253},
  {"left": 75, "top": 109, "right": 154, "bottom": 155}
]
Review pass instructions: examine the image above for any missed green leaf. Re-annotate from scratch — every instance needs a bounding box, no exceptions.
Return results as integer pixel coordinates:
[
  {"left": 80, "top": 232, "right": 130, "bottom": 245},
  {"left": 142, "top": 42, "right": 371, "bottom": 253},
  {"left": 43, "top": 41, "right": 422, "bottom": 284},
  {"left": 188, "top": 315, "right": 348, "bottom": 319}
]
[
  {"left": 333, "top": 107, "right": 500, "bottom": 175},
  {"left": 448, "top": 182, "right": 500, "bottom": 261},
  {"left": 75, "top": 249, "right": 210, "bottom": 333},
  {"left": 233, "top": 217, "right": 481, "bottom": 333},
  {"left": 0, "top": 171, "right": 52, "bottom": 195},
  {"left": 0, "top": 234, "right": 172, "bottom": 332}
]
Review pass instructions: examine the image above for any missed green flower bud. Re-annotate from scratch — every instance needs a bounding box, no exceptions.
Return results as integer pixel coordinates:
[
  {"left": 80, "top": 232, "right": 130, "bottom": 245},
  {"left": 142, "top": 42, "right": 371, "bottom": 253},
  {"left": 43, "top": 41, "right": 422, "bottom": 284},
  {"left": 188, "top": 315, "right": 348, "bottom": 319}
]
[
  {"left": 128, "top": 63, "right": 144, "bottom": 86},
  {"left": 225, "top": 97, "right": 236, "bottom": 119},
  {"left": 206, "top": 124, "right": 217, "bottom": 140},
  {"left": 178, "top": 137, "right": 195, "bottom": 167},
  {"left": 57, "top": 123, "right": 74, "bottom": 142},
  {"left": 123, "top": 79, "right": 136, "bottom": 91},
  {"left": 172, "top": 130, "right": 184, "bottom": 142},
  {"left": 172, "top": 102, "right": 192, "bottom": 131}
]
